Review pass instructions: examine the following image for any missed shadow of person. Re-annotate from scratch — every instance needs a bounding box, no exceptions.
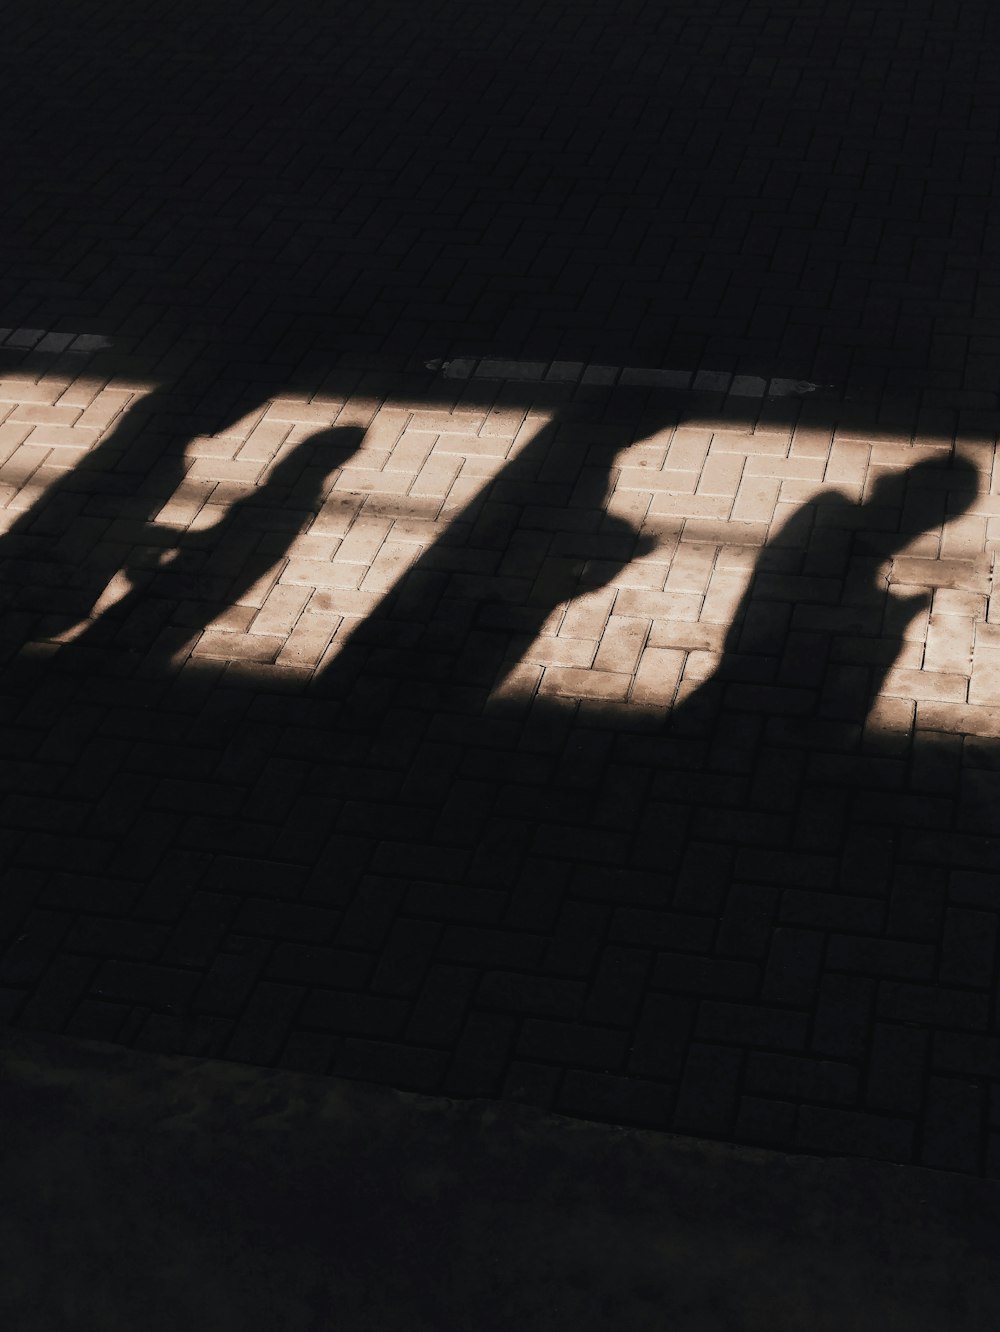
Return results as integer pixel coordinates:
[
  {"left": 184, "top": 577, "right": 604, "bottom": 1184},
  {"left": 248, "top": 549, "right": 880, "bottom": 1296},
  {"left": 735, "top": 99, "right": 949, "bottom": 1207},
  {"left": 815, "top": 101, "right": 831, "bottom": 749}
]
[
  {"left": 311, "top": 416, "right": 655, "bottom": 720},
  {"left": 44, "top": 424, "right": 367, "bottom": 680},
  {"left": 672, "top": 454, "right": 980, "bottom": 752},
  {"left": 0, "top": 372, "right": 277, "bottom": 666},
  {"left": 647, "top": 452, "right": 980, "bottom": 909}
]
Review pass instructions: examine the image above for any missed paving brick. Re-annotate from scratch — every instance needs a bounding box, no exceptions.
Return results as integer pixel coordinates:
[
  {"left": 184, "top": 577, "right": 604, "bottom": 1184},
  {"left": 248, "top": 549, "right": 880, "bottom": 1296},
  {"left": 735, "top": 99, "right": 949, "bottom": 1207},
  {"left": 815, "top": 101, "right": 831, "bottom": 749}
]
[
  {"left": 3, "top": 0, "right": 1000, "bottom": 1179},
  {"left": 796, "top": 1106, "right": 913, "bottom": 1165},
  {"left": 445, "top": 1011, "right": 517, "bottom": 1097},
  {"left": 518, "top": 1018, "right": 628, "bottom": 1072},
  {"left": 673, "top": 1043, "right": 742, "bottom": 1135},
  {"left": 558, "top": 1069, "right": 671, "bottom": 1129},
  {"left": 921, "top": 1077, "right": 985, "bottom": 1174}
]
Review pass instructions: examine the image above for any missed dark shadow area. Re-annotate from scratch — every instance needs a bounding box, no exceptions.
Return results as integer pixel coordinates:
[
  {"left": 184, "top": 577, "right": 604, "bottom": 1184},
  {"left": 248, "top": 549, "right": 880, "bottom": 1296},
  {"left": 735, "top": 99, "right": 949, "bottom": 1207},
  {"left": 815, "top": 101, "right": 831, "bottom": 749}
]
[
  {"left": 1, "top": 383, "right": 995, "bottom": 1175},
  {"left": 3, "top": 0, "right": 1000, "bottom": 394},
  {"left": 3, "top": 0, "right": 1000, "bottom": 1177}
]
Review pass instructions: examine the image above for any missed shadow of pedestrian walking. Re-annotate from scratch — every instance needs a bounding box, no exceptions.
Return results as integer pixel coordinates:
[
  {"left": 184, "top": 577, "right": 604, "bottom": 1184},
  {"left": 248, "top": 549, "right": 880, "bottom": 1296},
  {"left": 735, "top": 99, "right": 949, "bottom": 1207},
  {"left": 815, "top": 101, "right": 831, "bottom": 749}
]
[{"left": 45, "top": 424, "right": 367, "bottom": 679}]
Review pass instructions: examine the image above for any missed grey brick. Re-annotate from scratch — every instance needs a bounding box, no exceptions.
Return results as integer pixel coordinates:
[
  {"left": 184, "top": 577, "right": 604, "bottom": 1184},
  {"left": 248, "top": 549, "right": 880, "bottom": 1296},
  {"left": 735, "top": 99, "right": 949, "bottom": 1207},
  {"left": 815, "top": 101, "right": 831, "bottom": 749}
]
[
  {"left": 674, "top": 1043, "right": 743, "bottom": 1135},
  {"left": 797, "top": 1106, "right": 913, "bottom": 1164},
  {"left": 558, "top": 1070, "right": 671, "bottom": 1128},
  {"left": 867, "top": 1024, "right": 929, "bottom": 1115},
  {"left": 518, "top": 1019, "right": 628, "bottom": 1071},
  {"left": 921, "top": 1077, "right": 984, "bottom": 1174}
]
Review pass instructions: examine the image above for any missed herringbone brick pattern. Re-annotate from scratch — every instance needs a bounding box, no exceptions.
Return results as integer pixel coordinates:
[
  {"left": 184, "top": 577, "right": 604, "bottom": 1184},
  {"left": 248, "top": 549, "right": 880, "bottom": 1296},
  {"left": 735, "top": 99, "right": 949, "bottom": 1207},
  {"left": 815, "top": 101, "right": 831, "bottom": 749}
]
[
  {"left": 5, "top": 0, "right": 1000, "bottom": 1176},
  {"left": 1, "top": 342, "right": 999, "bottom": 1177}
]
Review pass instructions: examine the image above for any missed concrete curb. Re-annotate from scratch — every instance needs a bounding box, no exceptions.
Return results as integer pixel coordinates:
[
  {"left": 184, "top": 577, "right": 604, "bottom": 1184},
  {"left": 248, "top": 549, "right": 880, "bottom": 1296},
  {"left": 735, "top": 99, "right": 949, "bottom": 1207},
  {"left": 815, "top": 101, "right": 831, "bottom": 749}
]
[{"left": 1, "top": 1024, "right": 997, "bottom": 1330}]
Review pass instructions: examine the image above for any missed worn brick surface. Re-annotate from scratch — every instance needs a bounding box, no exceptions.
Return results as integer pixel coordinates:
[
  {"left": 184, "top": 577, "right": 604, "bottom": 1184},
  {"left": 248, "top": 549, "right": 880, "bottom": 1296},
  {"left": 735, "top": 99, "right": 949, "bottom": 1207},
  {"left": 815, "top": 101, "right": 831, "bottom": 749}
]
[{"left": 4, "top": 0, "right": 1000, "bottom": 1178}]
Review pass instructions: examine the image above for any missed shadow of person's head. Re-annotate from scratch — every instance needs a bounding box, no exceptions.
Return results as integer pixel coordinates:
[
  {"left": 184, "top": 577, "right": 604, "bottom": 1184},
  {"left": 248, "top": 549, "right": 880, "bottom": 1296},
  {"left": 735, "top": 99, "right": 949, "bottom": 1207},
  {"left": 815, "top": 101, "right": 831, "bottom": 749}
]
[{"left": 863, "top": 451, "right": 980, "bottom": 547}]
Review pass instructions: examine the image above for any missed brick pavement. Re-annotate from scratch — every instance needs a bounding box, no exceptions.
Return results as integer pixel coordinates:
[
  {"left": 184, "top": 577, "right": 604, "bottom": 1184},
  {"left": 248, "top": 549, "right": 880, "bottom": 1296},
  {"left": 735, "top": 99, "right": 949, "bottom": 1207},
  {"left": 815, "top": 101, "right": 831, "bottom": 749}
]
[{"left": 3, "top": 0, "right": 1000, "bottom": 1176}]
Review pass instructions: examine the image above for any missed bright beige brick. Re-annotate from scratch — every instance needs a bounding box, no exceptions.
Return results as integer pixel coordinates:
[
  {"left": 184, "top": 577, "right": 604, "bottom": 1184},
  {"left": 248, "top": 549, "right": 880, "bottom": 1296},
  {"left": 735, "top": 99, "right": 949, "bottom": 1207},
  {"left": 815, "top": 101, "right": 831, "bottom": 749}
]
[
  {"left": 0, "top": 381, "right": 60, "bottom": 404},
  {"left": 459, "top": 454, "right": 509, "bottom": 479},
  {"left": 264, "top": 398, "right": 341, "bottom": 425},
  {"left": 285, "top": 533, "right": 342, "bottom": 562},
  {"left": 207, "top": 605, "right": 257, "bottom": 633},
  {"left": 154, "top": 479, "right": 215, "bottom": 526},
  {"left": 940, "top": 514, "right": 988, "bottom": 561},
  {"left": 386, "top": 517, "right": 440, "bottom": 545},
  {"left": 309, "top": 588, "right": 382, "bottom": 619},
  {"left": 74, "top": 391, "right": 135, "bottom": 432},
  {"left": 359, "top": 541, "right": 420, "bottom": 593},
  {"left": 9, "top": 403, "right": 82, "bottom": 426},
  {"left": 743, "top": 455, "right": 826, "bottom": 481},
  {"left": 408, "top": 410, "right": 487, "bottom": 435},
  {"left": 825, "top": 439, "right": 870, "bottom": 485},
  {"left": 1, "top": 443, "right": 50, "bottom": 487},
  {"left": 560, "top": 587, "right": 617, "bottom": 639},
  {"left": 311, "top": 495, "right": 366, "bottom": 536},
  {"left": 276, "top": 613, "right": 342, "bottom": 666},
  {"left": 280, "top": 559, "right": 365, "bottom": 590},
  {"left": 187, "top": 456, "right": 263, "bottom": 483},
  {"left": 893, "top": 556, "right": 991, "bottom": 592},
  {"left": 523, "top": 637, "right": 597, "bottom": 669},
  {"left": 335, "top": 517, "right": 392, "bottom": 566},
  {"left": 916, "top": 701, "right": 1000, "bottom": 737},
  {"left": 969, "top": 646, "right": 1000, "bottom": 706},
  {"left": 26, "top": 425, "right": 100, "bottom": 448},
  {"left": 481, "top": 404, "right": 526, "bottom": 437},
  {"left": 193, "top": 631, "right": 284, "bottom": 661},
  {"left": 333, "top": 467, "right": 416, "bottom": 494},
  {"left": 0, "top": 422, "right": 32, "bottom": 464},
  {"left": 236, "top": 420, "right": 292, "bottom": 463},
  {"left": 384, "top": 434, "right": 436, "bottom": 473},
  {"left": 789, "top": 424, "right": 834, "bottom": 459},
  {"left": 251, "top": 585, "right": 311, "bottom": 637},
  {"left": 431, "top": 431, "right": 510, "bottom": 458},
  {"left": 617, "top": 466, "right": 697, "bottom": 495},
  {"left": 411, "top": 457, "right": 462, "bottom": 500},
  {"left": 730, "top": 476, "right": 780, "bottom": 524},
  {"left": 616, "top": 438, "right": 668, "bottom": 470},
  {"left": 665, "top": 430, "right": 712, "bottom": 470},
  {"left": 538, "top": 667, "right": 632, "bottom": 701},
  {"left": 593, "top": 615, "right": 649, "bottom": 673},
  {"left": 696, "top": 453, "right": 744, "bottom": 496},
  {"left": 923, "top": 614, "right": 974, "bottom": 675},
  {"left": 713, "top": 431, "right": 788, "bottom": 455},
  {"left": 683, "top": 650, "right": 719, "bottom": 682},
  {"left": 665, "top": 543, "right": 716, "bottom": 593},
  {"left": 933, "top": 588, "right": 986, "bottom": 617},
  {"left": 649, "top": 620, "right": 728, "bottom": 652},
  {"left": 613, "top": 588, "right": 703, "bottom": 621},
  {"left": 649, "top": 493, "right": 732, "bottom": 519},
  {"left": 715, "top": 546, "right": 758, "bottom": 572},
  {"left": 630, "top": 646, "right": 685, "bottom": 704},
  {"left": 975, "top": 621, "right": 1000, "bottom": 649},
  {"left": 680, "top": 519, "right": 767, "bottom": 547},
  {"left": 54, "top": 378, "right": 107, "bottom": 410},
  {"left": 355, "top": 408, "right": 409, "bottom": 451},
  {"left": 882, "top": 668, "right": 968, "bottom": 702},
  {"left": 700, "top": 568, "right": 751, "bottom": 624},
  {"left": 588, "top": 557, "right": 666, "bottom": 591}
]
